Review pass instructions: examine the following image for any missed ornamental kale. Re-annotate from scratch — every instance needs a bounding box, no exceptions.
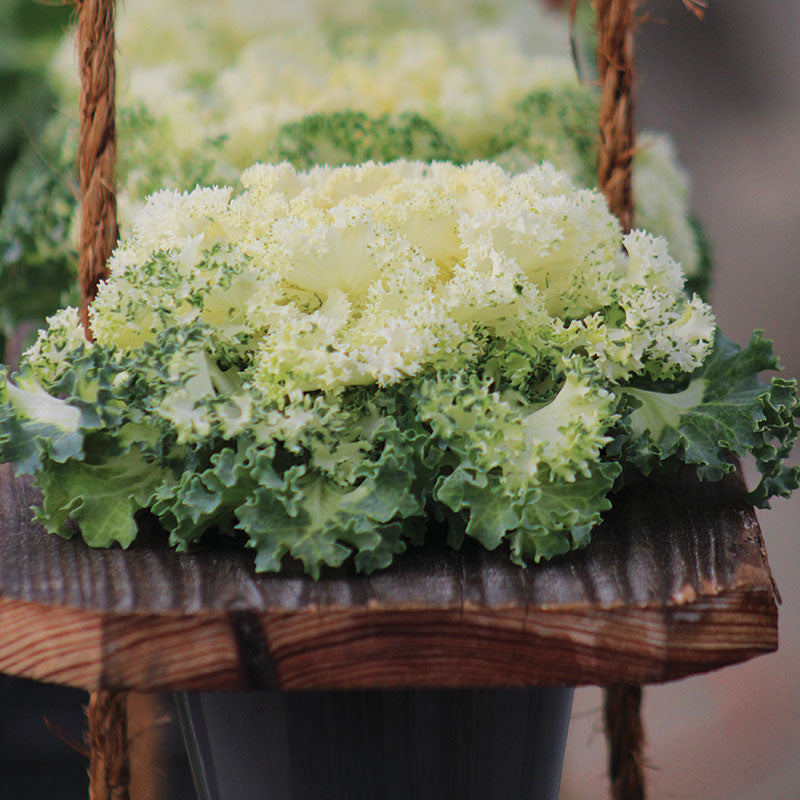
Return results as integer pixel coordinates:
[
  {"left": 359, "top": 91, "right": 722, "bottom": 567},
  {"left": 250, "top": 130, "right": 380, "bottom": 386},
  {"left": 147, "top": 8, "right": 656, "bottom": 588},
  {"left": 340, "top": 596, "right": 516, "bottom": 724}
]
[
  {"left": 2, "top": 161, "right": 794, "bottom": 577},
  {"left": 269, "top": 111, "right": 462, "bottom": 171},
  {"left": 1, "top": 16, "right": 708, "bottom": 341}
]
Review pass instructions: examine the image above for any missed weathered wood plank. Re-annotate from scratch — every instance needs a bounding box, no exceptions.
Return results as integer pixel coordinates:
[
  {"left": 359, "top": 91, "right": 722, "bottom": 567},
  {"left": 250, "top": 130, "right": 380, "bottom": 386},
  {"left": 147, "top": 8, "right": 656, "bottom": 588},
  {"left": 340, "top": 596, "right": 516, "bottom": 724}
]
[{"left": 0, "top": 462, "right": 778, "bottom": 691}]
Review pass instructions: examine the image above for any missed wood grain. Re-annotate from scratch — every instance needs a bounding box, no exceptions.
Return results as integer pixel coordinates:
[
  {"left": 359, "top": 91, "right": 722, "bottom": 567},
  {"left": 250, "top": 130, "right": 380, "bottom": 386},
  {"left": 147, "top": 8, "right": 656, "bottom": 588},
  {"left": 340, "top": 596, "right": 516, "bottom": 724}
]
[{"left": 0, "top": 463, "right": 778, "bottom": 691}]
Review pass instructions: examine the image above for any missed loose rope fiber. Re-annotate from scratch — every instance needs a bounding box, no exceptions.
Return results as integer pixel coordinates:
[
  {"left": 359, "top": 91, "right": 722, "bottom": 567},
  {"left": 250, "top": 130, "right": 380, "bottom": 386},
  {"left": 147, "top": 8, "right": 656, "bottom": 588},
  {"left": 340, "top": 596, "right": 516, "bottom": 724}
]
[{"left": 77, "top": 0, "right": 117, "bottom": 339}]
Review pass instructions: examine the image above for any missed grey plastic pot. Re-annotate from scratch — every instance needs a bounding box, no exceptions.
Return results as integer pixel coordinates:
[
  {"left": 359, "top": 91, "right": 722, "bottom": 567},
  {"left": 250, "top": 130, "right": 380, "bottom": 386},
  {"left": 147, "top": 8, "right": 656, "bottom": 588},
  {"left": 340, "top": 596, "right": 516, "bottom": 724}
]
[{"left": 176, "top": 687, "right": 574, "bottom": 800}]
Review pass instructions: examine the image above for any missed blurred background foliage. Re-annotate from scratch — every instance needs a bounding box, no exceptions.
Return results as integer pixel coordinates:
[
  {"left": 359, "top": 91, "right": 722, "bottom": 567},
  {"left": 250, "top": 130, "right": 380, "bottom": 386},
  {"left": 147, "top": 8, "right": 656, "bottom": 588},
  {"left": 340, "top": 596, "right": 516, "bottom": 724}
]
[
  {"left": 0, "top": 2, "right": 75, "bottom": 356},
  {"left": 0, "top": 1, "right": 72, "bottom": 202}
]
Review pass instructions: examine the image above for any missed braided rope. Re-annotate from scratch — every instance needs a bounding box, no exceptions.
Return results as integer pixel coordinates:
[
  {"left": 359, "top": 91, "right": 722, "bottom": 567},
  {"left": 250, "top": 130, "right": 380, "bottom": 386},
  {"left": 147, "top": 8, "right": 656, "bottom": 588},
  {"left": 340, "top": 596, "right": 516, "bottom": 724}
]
[
  {"left": 593, "top": 0, "right": 638, "bottom": 233},
  {"left": 77, "top": 3, "right": 128, "bottom": 798},
  {"left": 593, "top": 3, "right": 647, "bottom": 797},
  {"left": 604, "top": 684, "right": 646, "bottom": 799},
  {"left": 87, "top": 691, "right": 130, "bottom": 800},
  {"left": 77, "top": 0, "right": 117, "bottom": 339}
]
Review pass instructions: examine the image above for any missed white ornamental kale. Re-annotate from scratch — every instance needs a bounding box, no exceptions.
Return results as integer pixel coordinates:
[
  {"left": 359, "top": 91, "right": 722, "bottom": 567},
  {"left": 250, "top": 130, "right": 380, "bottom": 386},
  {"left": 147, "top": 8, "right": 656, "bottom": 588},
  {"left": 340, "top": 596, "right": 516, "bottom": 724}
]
[
  {"left": 2, "top": 161, "right": 796, "bottom": 577},
  {"left": 0, "top": 1, "right": 709, "bottom": 344},
  {"left": 87, "top": 161, "right": 713, "bottom": 393}
]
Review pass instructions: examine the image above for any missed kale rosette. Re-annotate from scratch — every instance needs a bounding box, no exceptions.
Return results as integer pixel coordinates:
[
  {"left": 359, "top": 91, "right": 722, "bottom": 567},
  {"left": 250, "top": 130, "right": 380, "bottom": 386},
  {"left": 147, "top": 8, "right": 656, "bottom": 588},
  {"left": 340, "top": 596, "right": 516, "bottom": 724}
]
[{"left": 2, "top": 161, "right": 794, "bottom": 576}]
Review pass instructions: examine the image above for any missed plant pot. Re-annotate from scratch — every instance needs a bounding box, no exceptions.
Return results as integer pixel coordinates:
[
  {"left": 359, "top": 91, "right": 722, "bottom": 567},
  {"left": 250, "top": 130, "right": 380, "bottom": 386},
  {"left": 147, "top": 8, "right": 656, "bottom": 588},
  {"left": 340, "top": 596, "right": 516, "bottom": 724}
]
[{"left": 176, "top": 687, "right": 574, "bottom": 800}]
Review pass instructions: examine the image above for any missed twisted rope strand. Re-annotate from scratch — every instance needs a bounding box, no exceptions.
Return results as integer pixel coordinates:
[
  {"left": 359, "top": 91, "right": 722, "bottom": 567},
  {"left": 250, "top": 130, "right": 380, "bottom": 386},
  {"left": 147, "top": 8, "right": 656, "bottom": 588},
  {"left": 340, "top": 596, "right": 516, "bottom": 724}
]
[
  {"left": 87, "top": 691, "right": 130, "bottom": 800},
  {"left": 77, "top": 0, "right": 117, "bottom": 339},
  {"left": 604, "top": 684, "right": 646, "bottom": 800},
  {"left": 77, "top": 4, "right": 128, "bottom": 799},
  {"left": 593, "top": 1, "right": 647, "bottom": 798},
  {"left": 594, "top": 0, "right": 638, "bottom": 233}
]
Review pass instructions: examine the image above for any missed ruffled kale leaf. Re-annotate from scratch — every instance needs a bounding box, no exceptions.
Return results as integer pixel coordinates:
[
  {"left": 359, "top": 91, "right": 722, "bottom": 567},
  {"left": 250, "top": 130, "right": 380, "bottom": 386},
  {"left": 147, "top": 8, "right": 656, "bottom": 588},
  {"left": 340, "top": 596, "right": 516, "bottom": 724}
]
[
  {"left": 0, "top": 368, "right": 83, "bottom": 473},
  {"left": 436, "top": 459, "right": 621, "bottom": 563},
  {"left": 1, "top": 346, "right": 170, "bottom": 547},
  {"left": 619, "top": 330, "right": 800, "bottom": 505},
  {"left": 270, "top": 110, "right": 462, "bottom": 170},
  {"left": 491, "top": 86, "right": 599, "bottom": 187},
  {"left": 417, "top": 363, "right": 622, "bottom": 562},
  {"left": 32, "top": 448, "right": 169, "bottom": 547}
]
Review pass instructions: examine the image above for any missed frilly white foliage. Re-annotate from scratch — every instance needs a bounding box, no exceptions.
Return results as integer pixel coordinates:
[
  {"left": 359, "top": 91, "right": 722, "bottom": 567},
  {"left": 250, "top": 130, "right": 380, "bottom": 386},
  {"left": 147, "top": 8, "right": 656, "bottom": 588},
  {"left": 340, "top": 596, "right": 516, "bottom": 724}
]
[
  {"left": 50, "top": 0, "right": 570, "bottom": 92},
  {"left": 21, "top": 307, "right": 85, "bottom": 385},
  {"left": 8, "top": 161, "right": 798, "bottom": 576},
  {"left": 87, "top": 161, "right": 713, "bottom": 401},
  {"left": 53, "top": 22, "right": 575, "bottom": 220},
  {"left": 5, "top": 0, "right": 702, "bottom": 335},
  {"left": 217, "top": 32, "right": 572, "bottom": 175},
  {"left": 43, "top": 0, "right": 704, "bottom": 280},
  {"left": 51, "top": 0, "right": 570, "bottom": 133}
]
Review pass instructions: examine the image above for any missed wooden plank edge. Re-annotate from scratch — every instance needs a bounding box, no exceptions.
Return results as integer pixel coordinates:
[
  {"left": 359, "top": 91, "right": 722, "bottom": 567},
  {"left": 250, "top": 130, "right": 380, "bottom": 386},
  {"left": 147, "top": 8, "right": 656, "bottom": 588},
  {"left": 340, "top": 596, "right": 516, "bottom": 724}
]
[{"left": 0, "top": 582, "right": 777, "bottom": 692}]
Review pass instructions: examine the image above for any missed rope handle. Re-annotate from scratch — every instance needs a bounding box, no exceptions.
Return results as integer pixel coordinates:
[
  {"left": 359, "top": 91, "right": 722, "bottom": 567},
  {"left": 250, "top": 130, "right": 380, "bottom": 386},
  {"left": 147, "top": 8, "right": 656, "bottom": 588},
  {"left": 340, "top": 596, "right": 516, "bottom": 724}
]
[
  {"left": 591, "top": 3, "right": 648, "bottom": 796},
  {"left": 77, "top": 0, "right": 117, "bottom": 339},
  {"left": 77, "top": 8, "right": 122, "bottom": 794},
  {"left": 593, "top": 0, "right": 637, "bottom": 232}
]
